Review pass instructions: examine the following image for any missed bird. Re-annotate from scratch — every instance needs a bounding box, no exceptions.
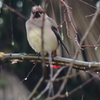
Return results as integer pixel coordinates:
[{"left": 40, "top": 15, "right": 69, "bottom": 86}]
[{"left": 25, "top": 6, "right": 69, "bottom": 67}]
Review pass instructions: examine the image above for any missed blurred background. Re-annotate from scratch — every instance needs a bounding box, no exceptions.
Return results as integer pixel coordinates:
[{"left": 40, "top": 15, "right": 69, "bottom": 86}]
[{"left": 0, "top": 0, "right": 100, "bottom": 100}]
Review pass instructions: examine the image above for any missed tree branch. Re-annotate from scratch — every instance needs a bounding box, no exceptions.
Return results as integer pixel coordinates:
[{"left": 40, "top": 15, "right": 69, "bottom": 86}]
[{"left": 0, "top": 53, "right": 100, "bottom": 71}]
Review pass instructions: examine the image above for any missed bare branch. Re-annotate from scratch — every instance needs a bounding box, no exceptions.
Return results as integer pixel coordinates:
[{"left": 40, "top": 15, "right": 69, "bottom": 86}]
[
  {"left": 60, "top": 0, "right": 80, "bottom": 47},
  {"left": 79, "top": 0, "right": 96, "bottom": 9},
  {"left": 57, "top": 77, "right": 94, "bottom": 98},
  {"left": 28, "top": 8, "right": 46, "bottom": 100},
  {"left": 81, "top": 44, "right": 100, "bottom": 48},
  {"left": 3, "top": 3, "right": 27, "bottom": 20},
  {"left": 1, "top": 53, "right": 100, "bottom": 71},
  {"left": 80, "top": 4, "right": 100, "bottom": 46}
]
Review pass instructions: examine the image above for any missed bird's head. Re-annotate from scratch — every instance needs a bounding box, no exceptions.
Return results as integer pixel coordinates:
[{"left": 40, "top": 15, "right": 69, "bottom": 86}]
[{"left": 30, "top": 6, "right": 45, "bottom": 19}]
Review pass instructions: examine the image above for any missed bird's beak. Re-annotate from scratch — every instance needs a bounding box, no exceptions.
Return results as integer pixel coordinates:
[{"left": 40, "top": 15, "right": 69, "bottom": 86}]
[{"left": 32, "top": 11, "right": 41, "bottom": 18}]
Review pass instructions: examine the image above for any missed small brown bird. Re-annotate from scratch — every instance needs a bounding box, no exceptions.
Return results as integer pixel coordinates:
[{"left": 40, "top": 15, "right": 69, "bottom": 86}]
[{"left": 25, "top": 6, "right": 69, "bottom": 56}]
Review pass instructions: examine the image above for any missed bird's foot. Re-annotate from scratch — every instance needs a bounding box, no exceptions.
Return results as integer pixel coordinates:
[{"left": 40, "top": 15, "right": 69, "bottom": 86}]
[{"left": 36, "top": 52, "right": 41, "bottom": 59}]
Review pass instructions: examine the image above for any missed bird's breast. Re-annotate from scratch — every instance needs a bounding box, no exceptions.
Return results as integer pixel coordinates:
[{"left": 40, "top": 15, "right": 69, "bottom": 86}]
[
  {"left": 26, "top": 22, "right": 58, "bottom": 54},
  {"left": 27, "top": 28, "right": 42, "bottom": 53}
]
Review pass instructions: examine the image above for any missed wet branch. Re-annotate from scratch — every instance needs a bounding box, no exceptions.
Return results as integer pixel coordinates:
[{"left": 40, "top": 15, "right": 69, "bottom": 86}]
[{"left": 0, "top": 53, "right": 100, "bottom": 71}]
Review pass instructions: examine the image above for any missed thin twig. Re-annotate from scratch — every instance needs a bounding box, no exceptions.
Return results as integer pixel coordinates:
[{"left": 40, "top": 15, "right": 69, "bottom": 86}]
[
  {"left": 28, "top": 77, "right": 44, "bottom": 100},
  {"left": 60, "top": 0, "right": 80, "bottom": 47},
  {"left": 86, "top": 13, "right": 95, "bottom": 17},
  {"left": 45, "top": 1, "right": 100, "bottom": 100},
  {"left": 71, "top": 0, "right": 100, "bottom": 67},
  {"left": 79, "top": 0, "right": 96, "bottom": 9},
  {"left": 45, "top": 72, "right": 80, "bottom": 82},
  {"left": 64, "top": 11, "right": 72, "bottom": 39},
  {"left": 20, "top": 63, "right": 37, "bottom": 84},
  {"left": 3, "top": 3, "right": 27, "bottom": 20},
  {"left": 95, "top": 35, "right": 100, "bottom": 45},
  {"left": 48, "top": 52, "right": 54, "bottom": 97},
  {"left": 80, "top": 5, "right": 100, "bottom": 46},
  {"left": 81, "top": 44, "right": 100, "bottom": 48},
  {"left": 57, "top": 77, "right": 94, "bottom": 98},
  {"left": 45, "top": 66, "right": 72, "bottom": 100},
  {"left": 28, "top": 6, "right": 46, "bottom": 100},
  {"left": 68, "top": 77, "right": 94, "bottom": 96},
  {"left": 35, "top": 83, "right": 51, "bottom": 99},
  {"left": 57, "top": 20, "right": 65, "bottom": 28}
]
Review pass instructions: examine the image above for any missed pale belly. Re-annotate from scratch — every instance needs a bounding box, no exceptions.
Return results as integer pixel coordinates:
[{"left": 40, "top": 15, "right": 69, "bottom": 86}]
[{"left": 27, "top": 28, "right": 58, "bottom": 54}]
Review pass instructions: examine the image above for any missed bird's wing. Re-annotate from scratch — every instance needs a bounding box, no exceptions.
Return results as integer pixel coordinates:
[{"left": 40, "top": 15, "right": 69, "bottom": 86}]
[
  {"left": 52, "top": 26, "right": 70, "bottom": 56},
  {"left": 47, "top": 17, "right": 57, "bottom": 27},
  {"left": 47, "top": 17, "right": 69, "bottom": 55}
]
